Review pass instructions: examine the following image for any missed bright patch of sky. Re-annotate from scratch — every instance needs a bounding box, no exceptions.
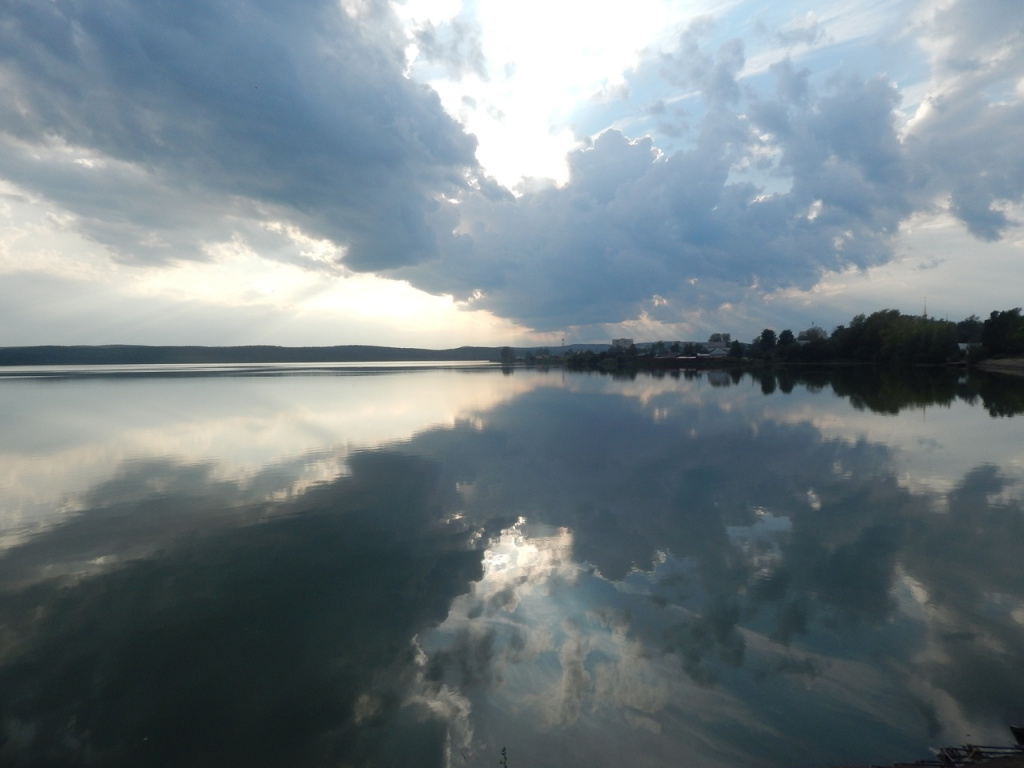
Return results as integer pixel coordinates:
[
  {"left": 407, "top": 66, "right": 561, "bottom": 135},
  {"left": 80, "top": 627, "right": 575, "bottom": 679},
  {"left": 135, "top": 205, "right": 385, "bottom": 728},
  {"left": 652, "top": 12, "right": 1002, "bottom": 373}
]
[
  {"left": 400, "top": 0, "right": 720, "bottom": 186},
  {"left": 401, "top": 0, "right": 928, "bottom": 187}
]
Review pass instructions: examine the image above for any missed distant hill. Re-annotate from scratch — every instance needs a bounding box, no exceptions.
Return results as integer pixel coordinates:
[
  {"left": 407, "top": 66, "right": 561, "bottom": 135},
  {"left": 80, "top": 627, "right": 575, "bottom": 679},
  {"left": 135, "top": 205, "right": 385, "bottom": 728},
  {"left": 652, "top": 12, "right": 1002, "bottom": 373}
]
[{"left": 0, "top": 344, "right": 505, "bottom": 366}]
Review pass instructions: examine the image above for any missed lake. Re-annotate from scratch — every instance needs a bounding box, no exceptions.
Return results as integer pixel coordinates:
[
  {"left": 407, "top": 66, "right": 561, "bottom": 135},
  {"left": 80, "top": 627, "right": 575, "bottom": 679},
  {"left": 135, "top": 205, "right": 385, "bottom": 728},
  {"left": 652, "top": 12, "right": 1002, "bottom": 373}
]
[{"left": 1, "top": 363, "right": 1023, "bottom": 767}]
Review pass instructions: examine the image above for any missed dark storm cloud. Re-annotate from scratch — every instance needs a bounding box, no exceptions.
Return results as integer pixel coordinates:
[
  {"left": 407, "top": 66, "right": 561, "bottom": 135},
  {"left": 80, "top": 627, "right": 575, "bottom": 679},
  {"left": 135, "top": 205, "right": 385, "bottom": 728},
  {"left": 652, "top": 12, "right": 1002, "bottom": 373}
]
[{"left": 0, "top": 0, "right": 477, "bottom": 269}]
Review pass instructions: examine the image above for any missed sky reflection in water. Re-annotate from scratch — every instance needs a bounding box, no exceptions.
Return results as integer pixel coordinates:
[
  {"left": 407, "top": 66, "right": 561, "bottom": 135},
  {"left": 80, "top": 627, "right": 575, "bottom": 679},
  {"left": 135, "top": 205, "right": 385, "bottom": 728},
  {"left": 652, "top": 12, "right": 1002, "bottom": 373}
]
[{"left": 1, "top": 366, "right": 1023, "bottom": 767}]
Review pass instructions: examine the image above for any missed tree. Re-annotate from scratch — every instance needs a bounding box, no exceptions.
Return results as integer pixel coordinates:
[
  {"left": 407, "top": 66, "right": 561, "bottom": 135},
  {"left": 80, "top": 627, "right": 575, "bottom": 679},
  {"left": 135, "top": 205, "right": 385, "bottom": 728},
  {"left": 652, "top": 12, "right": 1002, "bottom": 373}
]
[
  {"left": 982, "top": 308, "right": 1024, "bottom": 355},
  {"left": 829, "top": 309, "right": 956, "bottom": 364},
  {"left": 729, "top": 340, "right": 743, "bottom": 358},
  {"left": 709, "top": 333, "right": 731, "bottom": 343},
  {"left": 500, "top": 346, "right": 516, "bottom": 366},
  {"left": 956, "top": 315, "right": 983, "bottom": 344},
  {"left": 778, "top": 329, "right": 795, "bottom": 345},
  {"left": 758, "top": 328, "right": 777, "bottom": 352},
  {"left": 804, "top": 326, "right": 828, "bottom": 341}
]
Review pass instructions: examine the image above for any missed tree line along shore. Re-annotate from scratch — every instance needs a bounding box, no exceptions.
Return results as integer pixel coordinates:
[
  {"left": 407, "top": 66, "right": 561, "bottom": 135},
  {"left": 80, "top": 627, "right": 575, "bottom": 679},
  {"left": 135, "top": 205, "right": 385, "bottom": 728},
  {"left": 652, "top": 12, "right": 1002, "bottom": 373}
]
[
  {"left": 561, "top": 308, "right": 1024, "bottom": 373},
  {"left": 1, "top": 308, "right": 1022, "bottom": 370},
  {"left": 0, "top": 344, "right": 501, "bottom": 366}
]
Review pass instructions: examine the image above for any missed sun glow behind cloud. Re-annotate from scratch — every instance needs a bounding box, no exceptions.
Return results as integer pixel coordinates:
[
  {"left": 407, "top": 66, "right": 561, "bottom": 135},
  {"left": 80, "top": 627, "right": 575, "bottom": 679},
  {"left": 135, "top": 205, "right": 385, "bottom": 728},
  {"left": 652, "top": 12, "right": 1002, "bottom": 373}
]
[
  {"left": 400, "top": 0, "right": 730, "bottom": 187},
  {"left": 0, "top": 187, "right": 526, "bottom": 347}
]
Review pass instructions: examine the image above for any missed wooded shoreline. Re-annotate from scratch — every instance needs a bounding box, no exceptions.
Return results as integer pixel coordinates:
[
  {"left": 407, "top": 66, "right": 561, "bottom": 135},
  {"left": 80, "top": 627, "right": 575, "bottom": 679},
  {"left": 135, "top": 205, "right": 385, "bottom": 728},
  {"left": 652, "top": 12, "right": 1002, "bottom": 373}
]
[{"left": 0, "top": 344, "right": 504, "bottom": 366}]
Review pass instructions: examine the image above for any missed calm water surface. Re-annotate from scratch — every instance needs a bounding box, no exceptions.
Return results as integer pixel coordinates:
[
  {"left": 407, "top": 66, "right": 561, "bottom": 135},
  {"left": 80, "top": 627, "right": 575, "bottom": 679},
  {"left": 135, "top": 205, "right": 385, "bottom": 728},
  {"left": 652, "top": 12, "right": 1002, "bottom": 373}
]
[{"left": 2, "top": 364, "right": 1024, "bottom": 767}]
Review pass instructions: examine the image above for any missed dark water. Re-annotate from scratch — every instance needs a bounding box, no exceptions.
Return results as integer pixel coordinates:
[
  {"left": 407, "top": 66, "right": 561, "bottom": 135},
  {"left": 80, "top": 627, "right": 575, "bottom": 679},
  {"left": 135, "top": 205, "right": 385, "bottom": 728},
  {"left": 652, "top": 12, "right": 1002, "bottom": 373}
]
[{"left": 2, "top": 364, "right": 1023, "bottom": 767}]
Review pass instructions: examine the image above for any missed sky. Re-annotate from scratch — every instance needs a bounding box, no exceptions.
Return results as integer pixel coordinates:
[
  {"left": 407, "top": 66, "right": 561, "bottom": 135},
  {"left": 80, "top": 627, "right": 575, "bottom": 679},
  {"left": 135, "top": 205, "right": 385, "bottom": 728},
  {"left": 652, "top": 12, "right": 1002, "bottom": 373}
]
[{"left": 0, "top": 0, "right": 1021, "bottom": 347}]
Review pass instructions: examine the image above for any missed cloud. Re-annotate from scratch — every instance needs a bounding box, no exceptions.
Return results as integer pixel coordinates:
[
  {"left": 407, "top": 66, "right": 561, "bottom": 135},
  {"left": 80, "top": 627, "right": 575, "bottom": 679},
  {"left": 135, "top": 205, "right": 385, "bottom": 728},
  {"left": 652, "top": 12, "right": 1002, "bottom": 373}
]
[
  {"left": 1, "top": 0, "right": 1021, "bottom": 337},
  {"left": 398, "top": 49, "right": 916, "bottom": 330},
  {"left": 393, "top": 7, "right": 1023, "bottom": 332},
  {"left": 413, "top": 17, "right": 487, "bottom": 79},
  {"left": 769, "top": 14, "right": 830, "bottom": 48},
  {"left": 660, "top": 20, "right": 746, "bottom": 106},
  {"left": 904, "top": 0, "right": 1024, "bottom": 239},
  {"left": 0, "top": 0, "right": 478, "bottom": 270}
]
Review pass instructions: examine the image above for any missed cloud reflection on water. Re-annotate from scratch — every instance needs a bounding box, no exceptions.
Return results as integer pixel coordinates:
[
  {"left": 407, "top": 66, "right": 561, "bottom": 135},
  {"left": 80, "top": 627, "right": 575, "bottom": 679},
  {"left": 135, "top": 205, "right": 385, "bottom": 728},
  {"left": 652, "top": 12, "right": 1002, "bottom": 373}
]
[
  {"left": 0, "top": 368, "right": 553, "bottom": 547},
  {"left": 1, "top": 367, "right": 1024, "bottom": 766},
  {"left": 402, "top": 370, "right": 1024, "bottom": 766}
]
